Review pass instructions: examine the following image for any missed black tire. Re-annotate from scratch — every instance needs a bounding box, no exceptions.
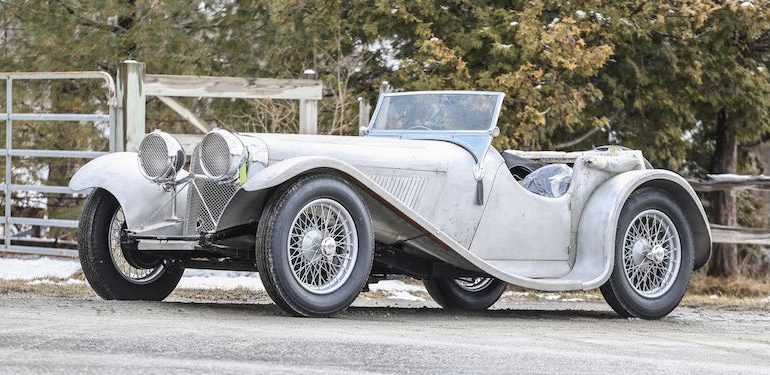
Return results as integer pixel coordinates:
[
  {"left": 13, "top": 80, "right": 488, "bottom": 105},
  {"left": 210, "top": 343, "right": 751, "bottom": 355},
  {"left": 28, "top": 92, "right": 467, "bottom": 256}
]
[
  {"left": 599, "top": 187, "right": 694, "bottom": 320},
  {"left": 423, "top": 277, "right": 507, "bottom": 311},
  {"left": 78, "top": 188, "right": 184, "bottom": 301},
  {"left": 255, "top": 174, "right": 375, "bottom": 317}
]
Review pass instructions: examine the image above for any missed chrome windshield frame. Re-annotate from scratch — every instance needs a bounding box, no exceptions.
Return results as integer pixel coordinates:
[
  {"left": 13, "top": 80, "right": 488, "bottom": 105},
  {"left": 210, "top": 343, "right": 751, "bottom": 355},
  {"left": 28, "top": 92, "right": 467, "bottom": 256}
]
[{"left": 365, "top": 90, "right": 505, "bottom": 136}]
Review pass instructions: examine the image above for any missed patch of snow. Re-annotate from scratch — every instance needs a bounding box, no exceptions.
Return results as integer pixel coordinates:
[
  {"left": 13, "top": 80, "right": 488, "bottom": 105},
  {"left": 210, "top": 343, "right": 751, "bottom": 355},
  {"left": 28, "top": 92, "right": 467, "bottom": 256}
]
[
  {"left": 0, "top": 257, "right": 265, "bottom": 291},
  {"left": 575, "top": 10, "right": 586, "bottom": 19},
  {"left": 760, "top": 296, "right": 770, "bottom": 303},
  {"left": 0, "top": 257, "right": 80, "bottom": 280},
  {"left": 709, "top": 294, "right": 719, "bottom": 299},
  {"left": 387, "top": 290, "right": 425, "bottom": 302},
  {"left": 390, "top": 7, "right": 398, "bottom": 14},
  {"left": 561, "top": 298, "right": 584, "bottom": 302},
  {"left": 502, "top": 291, "right": 530, "bottom": 298},
  {"left": 535, "top": 293, "right": 562, "bottom": 301},
  {"left": 364, "top": 38, "right": 400, "bottom": 70},
  {"left": 429, "top": 36, "right": 439, "bottom": 42},
  {"left": 509, "top": 21, "right": 519, "bottom": 27},
  {"left": 369, "top": 279, "right": 427, "bottom": 293},
  {"left": 547, "top": 17, "right": 560, "bottom": 28},
  {"left": 178, "top": 269, "right": 264, "bottom": 291},
  {"left": 741, "top": 1, "right": 754, "bottom": 9}
]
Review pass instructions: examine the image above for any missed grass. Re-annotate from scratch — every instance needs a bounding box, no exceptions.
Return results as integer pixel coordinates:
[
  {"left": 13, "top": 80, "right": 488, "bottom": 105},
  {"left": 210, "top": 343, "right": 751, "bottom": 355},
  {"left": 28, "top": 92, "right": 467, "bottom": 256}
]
[
  {"left": 0, "top": 268, "right": 768, "bottom": 309},
  {"left": 687, "top": 270, "right": 770, "bottom": 298}
]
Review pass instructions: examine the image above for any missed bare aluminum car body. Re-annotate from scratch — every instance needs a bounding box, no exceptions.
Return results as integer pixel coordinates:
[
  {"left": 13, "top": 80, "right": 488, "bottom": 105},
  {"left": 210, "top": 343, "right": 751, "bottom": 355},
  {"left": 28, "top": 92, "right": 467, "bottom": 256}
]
[{"left": 69, "top": 91, "right": 711, "bottom": 291}]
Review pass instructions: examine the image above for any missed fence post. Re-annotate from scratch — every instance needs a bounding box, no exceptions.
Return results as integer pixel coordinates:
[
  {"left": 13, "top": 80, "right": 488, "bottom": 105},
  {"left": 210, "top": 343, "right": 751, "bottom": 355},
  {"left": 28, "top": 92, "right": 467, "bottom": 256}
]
[
  {"left": 4, "top": 78, "right": 12, "bottom": 250},
  {"left": 358, "top": 97, "right": 370, "bottom": 130},
  {"left": 118, "top": 60, "right": 146, "bottom": 151},
  {"left": 298, "top": 99, "right": 318, "bottom": 134}
]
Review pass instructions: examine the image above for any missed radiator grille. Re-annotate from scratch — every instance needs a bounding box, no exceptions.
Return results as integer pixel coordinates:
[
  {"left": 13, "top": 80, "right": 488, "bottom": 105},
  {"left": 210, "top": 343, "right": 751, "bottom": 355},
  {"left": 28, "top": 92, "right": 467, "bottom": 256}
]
[{"left": 185, "top": 146, "right": 239, "bottom": 235}]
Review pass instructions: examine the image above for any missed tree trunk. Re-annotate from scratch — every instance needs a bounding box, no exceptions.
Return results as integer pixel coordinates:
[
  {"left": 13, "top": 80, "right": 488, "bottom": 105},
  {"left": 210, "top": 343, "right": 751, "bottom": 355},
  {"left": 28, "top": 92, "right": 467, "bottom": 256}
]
[{"left": 707, "top": 109, "right": 740, "bottom": 278}]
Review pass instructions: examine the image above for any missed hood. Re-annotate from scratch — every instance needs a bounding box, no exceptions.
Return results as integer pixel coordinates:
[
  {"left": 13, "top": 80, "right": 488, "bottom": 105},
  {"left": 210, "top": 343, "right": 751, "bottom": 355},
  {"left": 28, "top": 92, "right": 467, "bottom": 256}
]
[{"left": 237, "top": 133, "right": 474, "bottom": 173}]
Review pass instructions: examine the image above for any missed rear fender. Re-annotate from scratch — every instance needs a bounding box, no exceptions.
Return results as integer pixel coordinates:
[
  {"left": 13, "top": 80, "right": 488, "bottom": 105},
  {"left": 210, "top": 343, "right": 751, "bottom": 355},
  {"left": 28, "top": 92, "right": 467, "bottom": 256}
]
[
  {"left": 69, "top": 152, "right": 188, "bottom": 230},
  {"left": 574, "top": 170, "right": 711, "bottom": 289}
]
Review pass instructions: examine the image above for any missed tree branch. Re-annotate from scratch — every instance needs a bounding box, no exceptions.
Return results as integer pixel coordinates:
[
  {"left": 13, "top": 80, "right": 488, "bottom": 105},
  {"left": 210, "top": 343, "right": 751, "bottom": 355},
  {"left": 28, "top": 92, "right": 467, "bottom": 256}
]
[{"left": 553, "top": 127, "right": 603, "bottom": 150}]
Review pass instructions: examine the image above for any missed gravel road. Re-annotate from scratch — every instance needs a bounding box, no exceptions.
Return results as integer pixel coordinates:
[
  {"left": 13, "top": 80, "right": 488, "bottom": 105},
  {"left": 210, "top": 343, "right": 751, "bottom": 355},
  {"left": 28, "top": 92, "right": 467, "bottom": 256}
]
[{"left": 0, "top": 294, "right": 769, "bottom": 374}]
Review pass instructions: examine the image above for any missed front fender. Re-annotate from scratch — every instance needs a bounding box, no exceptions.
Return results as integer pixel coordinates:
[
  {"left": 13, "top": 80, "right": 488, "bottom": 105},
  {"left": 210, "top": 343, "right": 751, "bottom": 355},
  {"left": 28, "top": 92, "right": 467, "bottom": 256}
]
[
  {"left": 241, "top": 156, "right": 369, "bottom": 192},
  {"left": 69, "top": 152, "right": 188, "bottom": 229},
  {"left": 217, "top": 156, "right": 380, "bottom": 231},
  {"left": 575, "top": 169, "right": 712, "bottom": 290}
]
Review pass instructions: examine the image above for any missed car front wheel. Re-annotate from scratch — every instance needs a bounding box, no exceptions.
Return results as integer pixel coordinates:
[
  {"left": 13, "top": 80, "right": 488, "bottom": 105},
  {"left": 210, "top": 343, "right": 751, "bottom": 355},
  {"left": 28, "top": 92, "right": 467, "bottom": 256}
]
[
  {"left": 78, "top": 188, "right": 184, "bottom": 300},
  {"left": 600, "top": 187, "right": 694, "bottom": 320},
  {"left": 256, "top": 174, "right": 375, "bottom": 317},
  {"left": 423, "top": 277, "right": 507, "bottom": 310}
]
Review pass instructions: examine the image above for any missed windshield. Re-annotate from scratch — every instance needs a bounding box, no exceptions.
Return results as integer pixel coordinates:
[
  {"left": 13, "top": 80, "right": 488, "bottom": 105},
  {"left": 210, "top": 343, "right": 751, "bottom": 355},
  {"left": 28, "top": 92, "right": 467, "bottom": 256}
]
[{"left": 370, "top": 92, "right": 503, "bottom": 132}]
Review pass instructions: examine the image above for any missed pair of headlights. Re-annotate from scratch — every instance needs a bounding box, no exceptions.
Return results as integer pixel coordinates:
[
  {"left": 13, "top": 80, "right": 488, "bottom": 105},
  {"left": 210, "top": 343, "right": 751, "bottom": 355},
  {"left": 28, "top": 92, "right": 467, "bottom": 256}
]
[{"left": 137, "top": 128, "right": 248, "bottom": 184}]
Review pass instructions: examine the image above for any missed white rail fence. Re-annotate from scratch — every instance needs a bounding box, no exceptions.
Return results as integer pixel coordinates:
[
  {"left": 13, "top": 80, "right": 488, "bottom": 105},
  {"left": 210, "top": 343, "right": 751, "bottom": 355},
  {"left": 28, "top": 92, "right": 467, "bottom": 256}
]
[{"left": 0, "top": 61, "right": 321, "bottom": 257}]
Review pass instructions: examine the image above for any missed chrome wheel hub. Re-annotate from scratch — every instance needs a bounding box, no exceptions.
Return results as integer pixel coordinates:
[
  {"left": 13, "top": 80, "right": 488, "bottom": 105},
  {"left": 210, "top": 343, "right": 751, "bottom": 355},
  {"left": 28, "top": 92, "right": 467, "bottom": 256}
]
[
  {"left": 647, "top": 244, "right": 666, "bottom": 264},
  {"left": 287, "top": 198, "right": 358, "bottom": 295},
  {"left": 108, "top": 208, "right": 164, "bottom": 284},
  {"left": 321, "top": 237, "right": 338, "bottom": 258},
  {"left": 621, "top": 209, "right": 681, "bottom": 298}
]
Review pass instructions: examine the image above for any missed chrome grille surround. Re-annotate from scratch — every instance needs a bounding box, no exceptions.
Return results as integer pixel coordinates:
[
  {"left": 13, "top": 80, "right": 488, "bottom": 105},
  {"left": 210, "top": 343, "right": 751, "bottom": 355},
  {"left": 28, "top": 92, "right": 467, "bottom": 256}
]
[
  {"left": 137, "top": 130, "right": 185, "bottom": 183},
  {"left": 185, "top": 145, "right": 239, "bottom": 235}
]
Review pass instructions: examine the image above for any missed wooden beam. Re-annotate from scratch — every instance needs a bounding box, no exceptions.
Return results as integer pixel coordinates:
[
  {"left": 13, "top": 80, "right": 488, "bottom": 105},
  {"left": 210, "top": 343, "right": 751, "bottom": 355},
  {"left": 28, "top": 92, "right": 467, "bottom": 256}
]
[
  {"left": 155, "top": 96, "right": 211, "bottom": 134},
  {"left": 144, "top": 74, "right": 322, "bottom": 100},
  {"left": 711, "top": 224, "right": 770, "bottom": 245},
  {"left": 687, "top": 174, "right": 770, "bottom": 192}
]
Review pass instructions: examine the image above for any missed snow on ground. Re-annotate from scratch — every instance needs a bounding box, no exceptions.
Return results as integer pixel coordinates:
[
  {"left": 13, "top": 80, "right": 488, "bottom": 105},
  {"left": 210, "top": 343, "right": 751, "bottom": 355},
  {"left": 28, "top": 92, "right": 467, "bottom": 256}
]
[
  {"left": 0, "top": 257, "right": 429, "bottom": 299},
  {"left": 368, "top": 279, "right": 426, "bottom": 293},
  {"left": 178, "top": 269, "right": 264, "bottom": 291},
  {"left": 368, "top": 279, "right": 426, "bottom": 301},
  {"left": 0, "top": 257, "right": 81, "bottom": 280}
]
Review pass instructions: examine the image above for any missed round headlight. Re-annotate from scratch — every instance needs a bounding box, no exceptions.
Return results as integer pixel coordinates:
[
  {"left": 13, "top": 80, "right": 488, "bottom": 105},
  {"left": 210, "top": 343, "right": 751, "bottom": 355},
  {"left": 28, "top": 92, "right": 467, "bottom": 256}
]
[
  {"left": 137, "top": 130, "right": 185, "bottom": 183},
  {"left": 199, "top": 128, "right": 248, "bottom": 182}
]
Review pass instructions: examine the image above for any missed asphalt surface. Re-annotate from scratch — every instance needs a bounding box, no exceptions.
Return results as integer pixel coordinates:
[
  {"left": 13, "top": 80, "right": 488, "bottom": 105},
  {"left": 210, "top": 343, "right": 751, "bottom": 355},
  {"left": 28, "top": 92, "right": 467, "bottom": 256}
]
[{"left": 0, "top": 295, "right": 769, "bottom": 374}]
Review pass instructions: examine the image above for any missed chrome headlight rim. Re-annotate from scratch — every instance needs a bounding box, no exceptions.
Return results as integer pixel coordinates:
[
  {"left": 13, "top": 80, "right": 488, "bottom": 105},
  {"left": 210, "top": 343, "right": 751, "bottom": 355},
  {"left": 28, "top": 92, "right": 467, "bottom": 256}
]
[
  {"left": 199, "top": 128, "right": 249, "bottom": 182},
  {"left": 137, "top": 130, "right": 186, "bottom": 184}
]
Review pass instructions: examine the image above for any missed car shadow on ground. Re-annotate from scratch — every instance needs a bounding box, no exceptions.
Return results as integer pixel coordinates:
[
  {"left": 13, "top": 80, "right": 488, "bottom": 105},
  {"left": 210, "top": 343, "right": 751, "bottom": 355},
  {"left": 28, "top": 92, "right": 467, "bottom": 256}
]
[{"left": 157, "top": 300, "right": 620, "bottom": 321}]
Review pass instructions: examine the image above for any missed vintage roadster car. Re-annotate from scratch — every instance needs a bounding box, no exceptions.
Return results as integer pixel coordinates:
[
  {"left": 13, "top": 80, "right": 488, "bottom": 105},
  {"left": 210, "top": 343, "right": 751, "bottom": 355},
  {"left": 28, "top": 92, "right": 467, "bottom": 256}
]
[{"left": 69, "top": 91, "right": 711, "bottom": 319}]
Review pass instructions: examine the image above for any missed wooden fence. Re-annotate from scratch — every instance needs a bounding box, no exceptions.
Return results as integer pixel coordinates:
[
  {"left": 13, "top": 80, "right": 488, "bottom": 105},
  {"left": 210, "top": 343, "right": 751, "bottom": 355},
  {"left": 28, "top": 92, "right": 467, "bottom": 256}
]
[{"left": 687, "top": 174, "right": 770, "bottom": 245}]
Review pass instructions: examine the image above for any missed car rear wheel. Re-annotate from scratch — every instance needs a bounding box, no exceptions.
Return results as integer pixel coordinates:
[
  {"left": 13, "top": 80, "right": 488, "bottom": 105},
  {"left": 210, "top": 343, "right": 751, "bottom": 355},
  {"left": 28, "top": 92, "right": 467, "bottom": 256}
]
[
  {"left": 424, "top": 277, "right": 507, "bottom": 310},
  {"left": 256, "top": 174, "right": 374, "bottom": 317},
  {"left": 600, "top": 187, "right": 694, "bottom": 319},
  {"left": 78, "top": 188, "right": 184, "bottom": 300}
]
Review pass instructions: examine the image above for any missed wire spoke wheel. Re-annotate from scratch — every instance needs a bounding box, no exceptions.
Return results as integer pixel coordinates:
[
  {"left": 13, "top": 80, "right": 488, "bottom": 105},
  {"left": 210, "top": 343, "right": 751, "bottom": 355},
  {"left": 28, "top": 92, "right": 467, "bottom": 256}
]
[
  {"left": 287, "top": 198, "right": 359, "bottom": 295},
  {"left": 621, "top": 209, "right": 682, "bottom": 298},
  {"left": 108, "top": 208, "right": 164, "bottom": 284},
  {"left": 453, "top": 277, "right": 494, "bottom": 292}
]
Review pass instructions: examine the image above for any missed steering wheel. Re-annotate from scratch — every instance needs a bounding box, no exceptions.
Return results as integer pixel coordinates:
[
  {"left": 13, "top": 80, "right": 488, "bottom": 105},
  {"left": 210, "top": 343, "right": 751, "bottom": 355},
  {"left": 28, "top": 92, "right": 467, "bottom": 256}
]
[{"left": 407, "top": 125, "right": 432, "bottom": 131}]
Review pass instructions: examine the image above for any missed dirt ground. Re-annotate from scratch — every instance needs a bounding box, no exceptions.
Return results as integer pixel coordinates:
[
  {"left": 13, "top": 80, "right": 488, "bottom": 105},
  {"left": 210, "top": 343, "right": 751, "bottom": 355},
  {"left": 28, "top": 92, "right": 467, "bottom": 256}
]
[{"left": 0, "top": 282, "right": 769, "bottom": 374}]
